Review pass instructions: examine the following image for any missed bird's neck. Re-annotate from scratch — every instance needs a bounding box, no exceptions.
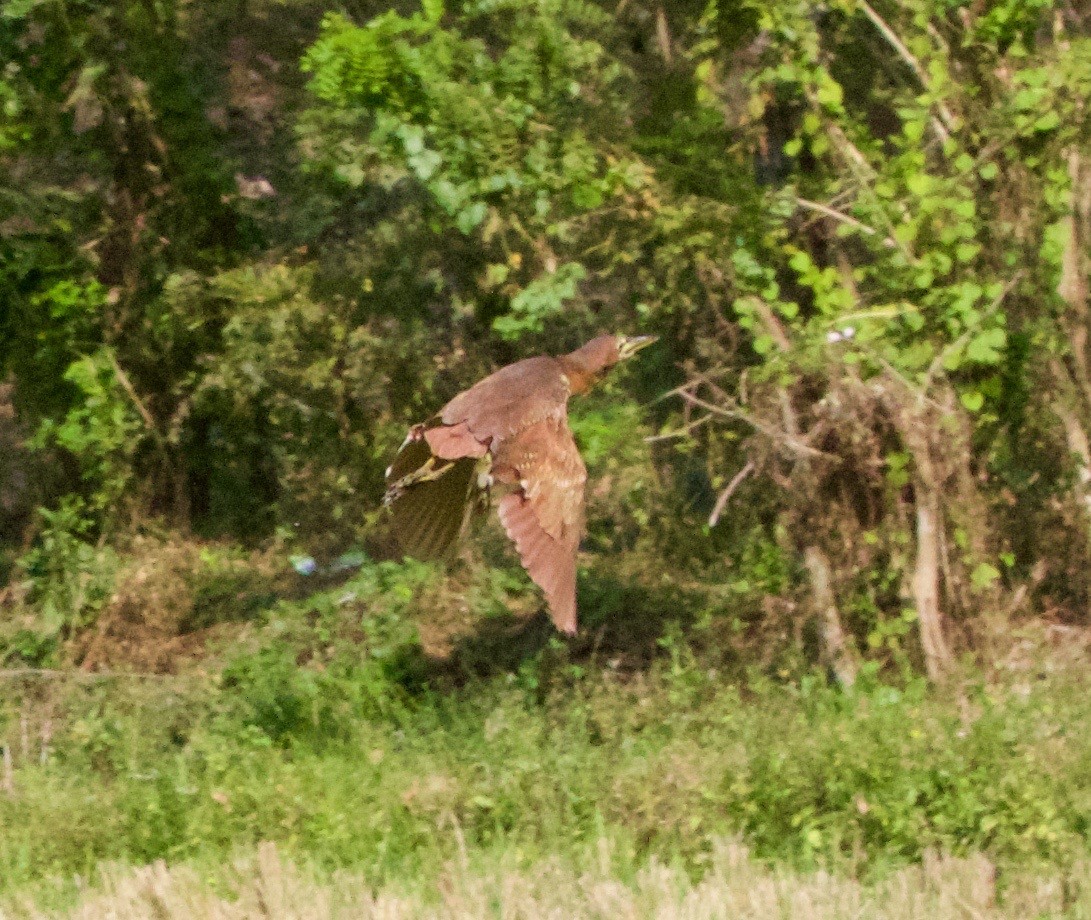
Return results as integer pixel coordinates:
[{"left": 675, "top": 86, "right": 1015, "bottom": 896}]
[{"left": 556, "top": 356, "right": 597, "bottom": 396}]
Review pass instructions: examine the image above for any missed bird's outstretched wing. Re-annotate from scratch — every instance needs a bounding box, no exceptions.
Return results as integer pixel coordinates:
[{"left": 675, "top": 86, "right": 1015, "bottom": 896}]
[
  {"left": 440, "top": 356, "right": 571, "bottom": 443},
  {"left": 493, "top": 416, "right": 587, "bottom": 634},
  {"left": 385, "top": 425, "right": 490, "bottom": 561}
]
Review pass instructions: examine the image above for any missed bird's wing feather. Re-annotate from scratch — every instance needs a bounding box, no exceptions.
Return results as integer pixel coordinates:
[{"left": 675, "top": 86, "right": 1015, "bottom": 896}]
[
  {"left": 493, "top": 416, "right": 586, "bottom": 633},
  {"left": 497, "top": 492, "right": 578, "bottom": 635},
  {"left": 424, "top": 421, "right": 490, "bottom": 460},
  {"left": 385, "top": 428, "right": 489, "bottom": 561}
]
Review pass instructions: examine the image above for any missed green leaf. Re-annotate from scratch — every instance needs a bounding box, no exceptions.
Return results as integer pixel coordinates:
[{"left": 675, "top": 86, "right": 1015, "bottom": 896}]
[
  {"left": 409, "top": 148, "right": 442, "bottom": 180},
  {"left": 1034, "top": 110, "right": 1060, "bottom": 133},
  {"left": 753, "top": 334, "right": 774, "bottom": 355},
  {"left": 571, "top": 182, "right": 605, "bottom": 209},
  {"left": 815, "top": 73, "right": 843, "bottom": 110},
  {"left": 956, "top": 242, "right": 980, "bottom": 263},
  {"left": 493, "top": 263, "right": 587, "bottom": 340},
  {"left": 455, "top": 201, "right": 487, "bottom": 234},
  {"left": 965, "top": 327, "right": 1006, "bottom": 365},
  {"left": 960, "top": 391, "right": 984, "bottom": 413},
  {"left": 906, "top": 172, "right": 932, "bottom": 196},
  {"left": 971, "top": 562, "right": 1001, "bottom": 590}
]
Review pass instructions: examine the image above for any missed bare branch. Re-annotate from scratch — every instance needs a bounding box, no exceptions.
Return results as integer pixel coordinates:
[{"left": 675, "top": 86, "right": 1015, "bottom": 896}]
[
  {"left": 644, "top": 414, "right": 713, "bottom": 443},
  {"left": 752, "top": 299, "right": 792, "bottom": 353},
  {"left": 105, "top": 347, "right": 157, "bottom": 433},
  {"left": 708, "top": 461, "right": 755, "bottom": 527},
  {"left": 655, "top": 6, "right": 673, "bottom": 64},
  {"left": 796, "top": 197, "right": 897, "bottom": 248},
  {"left": 676, "top": 389, "right": 837, "bottom": 461}
]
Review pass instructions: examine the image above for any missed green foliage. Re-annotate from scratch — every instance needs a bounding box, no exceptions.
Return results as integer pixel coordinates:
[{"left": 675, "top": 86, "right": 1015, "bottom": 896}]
[
  {"left": 2, "top": 637, "right": 1091, "bottom": 898},
  {"left": 31, "top": 350, "right": 142, "bottom": 513},
  {"left": 5, "top": 0, "right": 1091, "bottom": 866},
  {"left": 5, "top": 0, "right": 1091, "bottom": 907},
  {"left": 213, "top": 557, "right": 438, "bottom": 744},
  {"left": 729, "top": 673, "right": 1078, "bottom": 865},
  {"left": 3, "top": 498, "right": 118, "bottom": 664},
  {"left": 181, "top": 263, "right": 441, "bottom": 539},
  {"left": 493, "top": 262, "right": 587, "bottom": 340},
  {"left": 219, "top": 642, "right": 339, "bottom": 745},
  {"left": 299, "top": 0, "right": 648, "bottom": 339}
]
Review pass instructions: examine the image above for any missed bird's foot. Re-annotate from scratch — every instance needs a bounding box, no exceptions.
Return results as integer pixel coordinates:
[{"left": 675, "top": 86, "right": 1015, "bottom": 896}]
[{"left": 383, "top": 457, "right": 454, "bottom": 506}]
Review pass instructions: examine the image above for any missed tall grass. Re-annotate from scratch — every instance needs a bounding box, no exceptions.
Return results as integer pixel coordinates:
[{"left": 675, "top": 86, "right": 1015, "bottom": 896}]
[{"left": 3, "top": 839, "right": 1089, "bottom": 920}]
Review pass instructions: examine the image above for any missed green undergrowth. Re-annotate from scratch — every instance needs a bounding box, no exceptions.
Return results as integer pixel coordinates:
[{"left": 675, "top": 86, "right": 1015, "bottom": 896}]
[{"left": 1, "top": 565, "right": 1089, "bottom": 909}]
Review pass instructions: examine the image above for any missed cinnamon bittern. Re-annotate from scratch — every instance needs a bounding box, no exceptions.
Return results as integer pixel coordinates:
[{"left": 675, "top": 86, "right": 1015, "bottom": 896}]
[{"left": 384, "top": 334, "right": 657, "bottom": 634}]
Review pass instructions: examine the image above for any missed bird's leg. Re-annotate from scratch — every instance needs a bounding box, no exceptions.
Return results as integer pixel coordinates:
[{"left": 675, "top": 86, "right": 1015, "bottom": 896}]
[
  {"left": 472, "top": 456, "right": 494, "bottom": 515},
  {"left": 383, "top": 457, "right": 455, "bottom": 505}
]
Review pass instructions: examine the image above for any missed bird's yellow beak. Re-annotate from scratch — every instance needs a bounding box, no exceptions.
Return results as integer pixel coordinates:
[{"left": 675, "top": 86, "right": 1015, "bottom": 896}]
[{"left": 617, "top": 335, "right": 658, "bottom": 361}]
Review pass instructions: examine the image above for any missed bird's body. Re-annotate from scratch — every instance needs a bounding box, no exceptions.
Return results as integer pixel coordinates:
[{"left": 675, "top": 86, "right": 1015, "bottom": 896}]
[{"left": 384, "top": 334, "right": 655, "bottom": 634}]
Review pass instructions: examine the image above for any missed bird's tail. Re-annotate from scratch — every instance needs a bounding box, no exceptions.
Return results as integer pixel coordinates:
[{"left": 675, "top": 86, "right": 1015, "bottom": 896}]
[{"left": 384, "top": 434, "right": 488, "bottom": 561}]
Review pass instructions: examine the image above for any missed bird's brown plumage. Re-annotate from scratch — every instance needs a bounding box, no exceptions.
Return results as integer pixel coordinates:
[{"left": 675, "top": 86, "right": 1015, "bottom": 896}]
[{"left": 384, "top": 333, "right": 654, "bottom": 634}]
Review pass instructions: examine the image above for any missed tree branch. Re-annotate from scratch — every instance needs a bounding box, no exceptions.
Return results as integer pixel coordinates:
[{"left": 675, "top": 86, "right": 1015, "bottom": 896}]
[
  {"left": 858, "top": 0, "right": 955, "bottom": 143},
  {"left": 708, "top": 460, "right": 755, "bottom": 526},
  {"left": 796, "top": 197, "right": 897, "bottom": 248},
  {"left": 675, "top": 388, "right": 837, "bottom": 460}
]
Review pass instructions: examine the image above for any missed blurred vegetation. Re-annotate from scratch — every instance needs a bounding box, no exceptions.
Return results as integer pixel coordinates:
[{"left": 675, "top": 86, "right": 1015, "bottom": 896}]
[
  {"left": 4, "top": 0, "right": 1091, "bottom": 672},
  {"left": 3, "top": 0, "right": 1091, "bottom": 905},
  {"left": 4, "top": 0, "right": 1091, "bottom": 679},
  {"left": 0, "top": 565, "right": 1090, "bottom": 905}
]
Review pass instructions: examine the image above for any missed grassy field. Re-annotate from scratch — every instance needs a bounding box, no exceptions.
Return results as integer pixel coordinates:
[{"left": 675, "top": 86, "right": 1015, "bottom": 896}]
[
  {"left": 1, "top": 560, "right": 1090, "bottom": 917},
  {"left": 4, "top": 839, "right": 1090, "bottom": 919}
]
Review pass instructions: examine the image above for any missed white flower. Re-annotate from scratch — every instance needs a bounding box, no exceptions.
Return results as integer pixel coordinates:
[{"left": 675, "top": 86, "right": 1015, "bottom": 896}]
[
  {"left": 826, "top": 330, "right": 843, "bottom": 344},
  {"left": 841, "top": 326, "right": 857, "bottom": 340}
]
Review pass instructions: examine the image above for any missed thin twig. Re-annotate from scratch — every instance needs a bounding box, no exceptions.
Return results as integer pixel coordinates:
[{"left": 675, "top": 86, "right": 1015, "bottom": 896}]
[
  {"left": 655, "top": 5, "right": 673, "bottom": 64},
  {"left": 709, "top": 461, "right": 756, "bottom": 527},
  {"left": 818, "top": 114, "right": 877, "bottom": 178},
  {"left": 752, "top": 299, "right": 792, "bottom": 353},
  {"left": 676, "top": 389, "right": 837, "bottom": 460},
  {"left": 805, "top": 93, "right": 915, "bottom": 263},
  {"left": 648, "top": 368, "right": 732, "bottom": 406},
  {"left": 796, "top": 197, "right": 897, "bottom": 248},
  {"left": 644, "top": 414, "right": 713, "bottom": 443},
  {"left": 105, "top": 347, "right": 157, "bottom": 433},
  {"left": 857, "top": 0, "right": 954, "bottom": 142}
]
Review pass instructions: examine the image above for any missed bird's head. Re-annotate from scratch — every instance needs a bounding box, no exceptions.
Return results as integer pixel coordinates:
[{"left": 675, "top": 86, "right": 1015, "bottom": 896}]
[{"left": 561, "top": 333, "right": 658, "bottom": 393}]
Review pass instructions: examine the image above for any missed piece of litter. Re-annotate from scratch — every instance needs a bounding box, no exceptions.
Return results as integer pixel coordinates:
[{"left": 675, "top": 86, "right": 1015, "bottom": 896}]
[{"left": 291, "top": 555, "right": 317, "bottom": 576}]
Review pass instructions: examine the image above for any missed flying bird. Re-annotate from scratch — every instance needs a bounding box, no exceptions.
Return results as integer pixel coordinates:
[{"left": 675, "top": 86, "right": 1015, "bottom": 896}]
[{"left": 384, "top": 334, "right": 657, "bottom": 634}]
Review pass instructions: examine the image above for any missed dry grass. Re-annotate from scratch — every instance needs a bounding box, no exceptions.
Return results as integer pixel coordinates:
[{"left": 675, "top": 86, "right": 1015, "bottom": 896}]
[
  {"left": 72, "top": 537, "right": 289, "bottom": 673},
  {"left": 2, "top": 839, "right": 1084, "bottom": 920}
]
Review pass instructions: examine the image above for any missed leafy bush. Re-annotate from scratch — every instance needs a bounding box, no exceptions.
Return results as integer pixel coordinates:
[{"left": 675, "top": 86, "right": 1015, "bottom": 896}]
[
  {"left": 2, "top": 498, "right": 118, "bottom": 665},
  {"left": 726, "top": 672, "right": 1082, "bottom": 866}
]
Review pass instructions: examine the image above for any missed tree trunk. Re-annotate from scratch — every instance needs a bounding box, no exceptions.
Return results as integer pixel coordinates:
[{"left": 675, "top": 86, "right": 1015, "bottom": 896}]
[
  {"left": 912, "top": 477, "right": 952, "bottom": 680},
  {"left": 804, "top": 545, "right": 858, "bottom": 686}
]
